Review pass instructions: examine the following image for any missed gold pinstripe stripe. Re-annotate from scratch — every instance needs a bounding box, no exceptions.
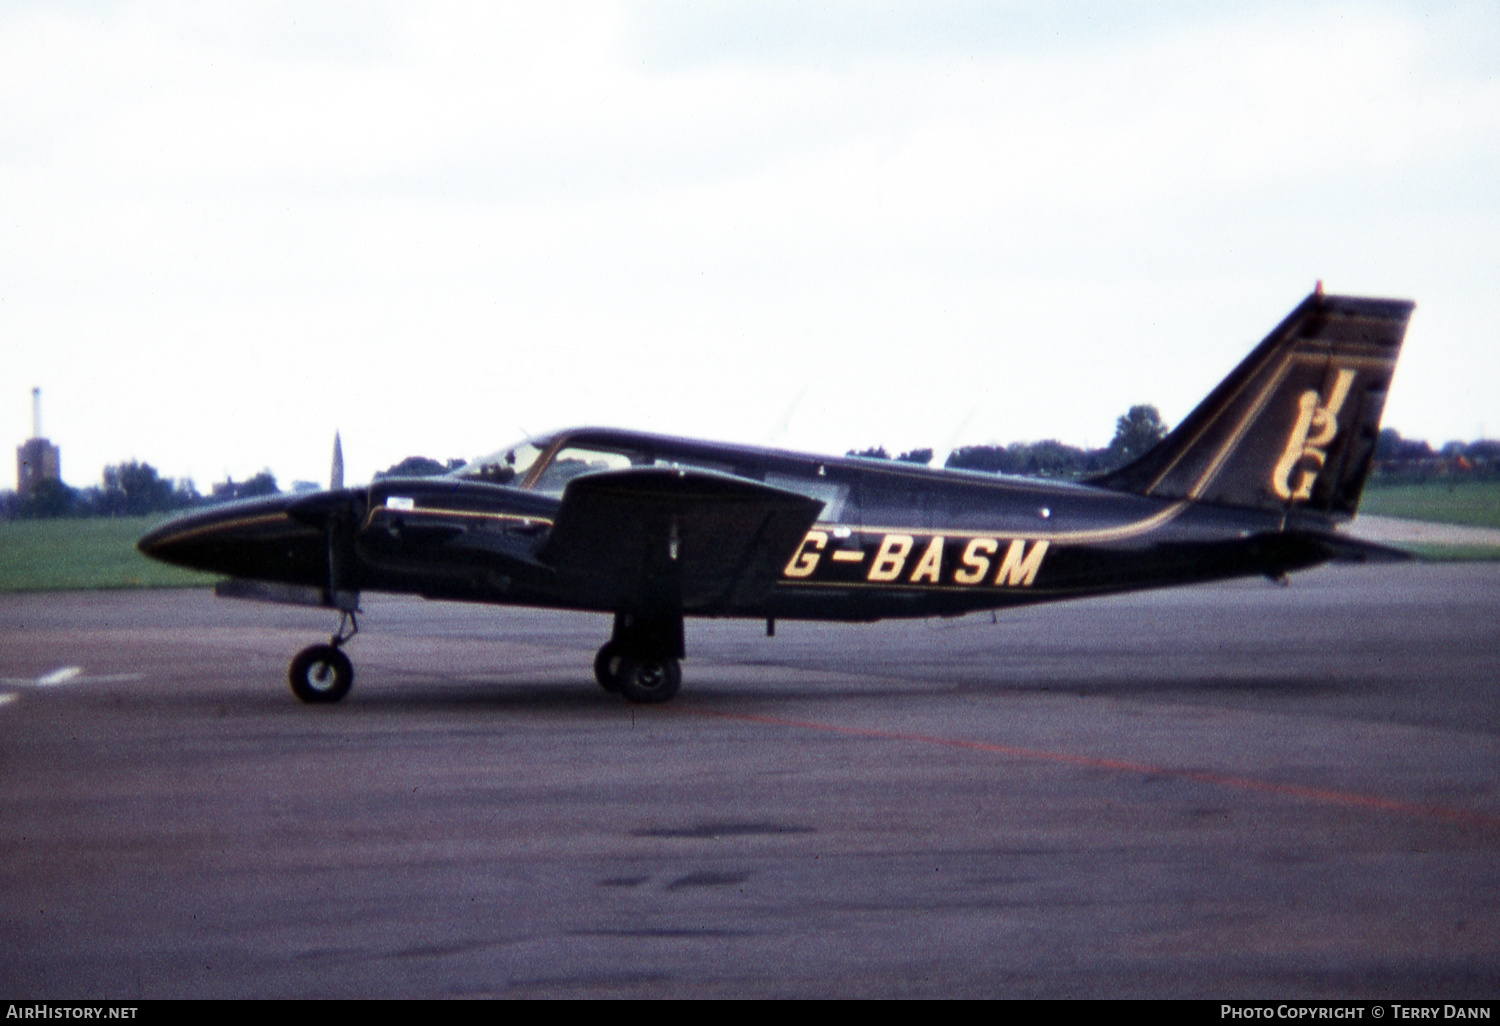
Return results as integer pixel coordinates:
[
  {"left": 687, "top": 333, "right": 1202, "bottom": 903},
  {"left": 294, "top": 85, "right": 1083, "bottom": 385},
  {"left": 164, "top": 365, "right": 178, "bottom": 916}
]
[
  {"left": 362, "top": 506, "right": 554, "bottom": 531},
  {"left": 1143, "top": 353, "right": 1291, "bottom": 495},
  {"left": 149, "top": 513, "right": 299, "bottom": 546},
  {"left": 824, "top": 499, "right": 1190, "bottom": 545},
  {"left": 1184, "top": 354, "right": 1296, "bottom": 499}
]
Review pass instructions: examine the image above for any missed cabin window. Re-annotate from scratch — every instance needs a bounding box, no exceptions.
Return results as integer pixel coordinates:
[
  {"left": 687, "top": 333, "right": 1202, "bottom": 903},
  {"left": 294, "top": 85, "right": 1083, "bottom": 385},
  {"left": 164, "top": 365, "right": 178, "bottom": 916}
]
[
  {"left": 857, "top": 475, "right": 924, "bottom": 530},
  {"left": 765, "top": 471, "right": 848, "bottom": 522},
  {"left": 651, "top": 453, "right": 742, "bottom": 477}
]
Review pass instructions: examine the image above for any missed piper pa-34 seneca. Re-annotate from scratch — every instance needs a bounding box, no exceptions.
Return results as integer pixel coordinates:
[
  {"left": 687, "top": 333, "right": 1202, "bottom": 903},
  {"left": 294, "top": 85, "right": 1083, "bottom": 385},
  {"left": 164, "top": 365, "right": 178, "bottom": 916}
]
[{"left": 139, "top": 289, "right": 1414, "bottom": 705}]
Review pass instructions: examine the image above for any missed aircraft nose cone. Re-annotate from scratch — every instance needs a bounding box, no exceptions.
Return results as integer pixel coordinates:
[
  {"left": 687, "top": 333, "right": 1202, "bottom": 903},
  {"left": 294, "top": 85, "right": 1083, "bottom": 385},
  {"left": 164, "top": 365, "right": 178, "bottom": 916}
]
[
  {"left": 136, "top": 521, "right": 177, "bottom": 560},
  {"left": 135, "top": 494, "right": 330, "bottom": 582},
  {"left": 137, "top": 516, "right": 207, "bottom": 566}
]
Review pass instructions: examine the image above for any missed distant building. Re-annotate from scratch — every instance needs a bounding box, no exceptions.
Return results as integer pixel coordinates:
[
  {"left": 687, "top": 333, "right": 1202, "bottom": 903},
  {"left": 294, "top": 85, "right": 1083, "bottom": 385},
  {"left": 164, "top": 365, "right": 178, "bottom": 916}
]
[
  {"left": 16, "top": 388, "right": 61, "bottom": 498},
  {"left": 17, "top": 437, "right": 61, "bottom": 496}
]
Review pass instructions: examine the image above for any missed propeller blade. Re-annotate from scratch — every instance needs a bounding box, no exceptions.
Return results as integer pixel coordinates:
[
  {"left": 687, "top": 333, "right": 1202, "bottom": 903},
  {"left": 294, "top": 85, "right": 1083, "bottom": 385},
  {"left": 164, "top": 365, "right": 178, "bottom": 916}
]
[{"left": 331, "top": 432, "right": 344, "bottom": 490}]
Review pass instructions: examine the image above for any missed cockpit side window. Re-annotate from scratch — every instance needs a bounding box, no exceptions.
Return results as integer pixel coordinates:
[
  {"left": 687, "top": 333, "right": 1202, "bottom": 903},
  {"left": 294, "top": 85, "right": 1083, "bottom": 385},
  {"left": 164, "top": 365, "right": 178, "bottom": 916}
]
[
  {"left": 529, "top": 445, "right": 644, "bottom": 495},
  {"left": 459, "top": 440, "right": 546, "bottom": 485}
]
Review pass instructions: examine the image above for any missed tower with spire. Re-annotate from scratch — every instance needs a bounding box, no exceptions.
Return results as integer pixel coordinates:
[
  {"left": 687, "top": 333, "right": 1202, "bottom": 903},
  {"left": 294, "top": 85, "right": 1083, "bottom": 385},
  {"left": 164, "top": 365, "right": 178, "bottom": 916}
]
[{"left": 16, "top": 388, "right": 61, "bottom": 497}]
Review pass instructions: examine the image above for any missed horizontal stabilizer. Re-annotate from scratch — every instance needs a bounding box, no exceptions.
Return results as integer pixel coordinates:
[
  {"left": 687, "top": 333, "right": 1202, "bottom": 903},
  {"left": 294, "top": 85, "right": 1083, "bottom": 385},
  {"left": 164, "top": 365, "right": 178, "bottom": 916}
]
[
  {"left": 539, "top": 468, "right": 824, "bottom": 614},
  {"left": 1295, "top": 531, "right": 1414, "bottom": 564}
]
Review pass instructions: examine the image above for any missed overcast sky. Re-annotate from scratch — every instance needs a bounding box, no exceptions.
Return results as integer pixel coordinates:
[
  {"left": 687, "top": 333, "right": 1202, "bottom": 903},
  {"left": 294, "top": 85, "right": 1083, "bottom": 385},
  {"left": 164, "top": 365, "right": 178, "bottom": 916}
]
[{"left": 3, "top": 1, "right": 1496, "bottom": 491}]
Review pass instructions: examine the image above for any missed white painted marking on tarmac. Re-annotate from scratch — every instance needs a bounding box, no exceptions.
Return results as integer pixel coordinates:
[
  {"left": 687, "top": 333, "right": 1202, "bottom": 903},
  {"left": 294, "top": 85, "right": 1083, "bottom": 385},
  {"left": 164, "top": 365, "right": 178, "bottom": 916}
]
[
  {"left": 0, "top": 667, "right": 143, "bottom": 687},
  {"left": 0, "top": 692, "right": 17, "bottom": 708}
]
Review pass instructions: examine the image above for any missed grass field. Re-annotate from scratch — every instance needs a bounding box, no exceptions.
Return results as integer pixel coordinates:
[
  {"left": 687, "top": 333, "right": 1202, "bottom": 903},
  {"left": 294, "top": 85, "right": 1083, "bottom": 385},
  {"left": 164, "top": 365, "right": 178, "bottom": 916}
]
[
  {"left": 0, "top": 515, "right": 218, "bottom": 591},
  {"left": 1361, "top": 479, "right": 1500, "bottom": 530},
  {"left": 1397, "top": 544, "right": 1500, "bottom": 562},
  {"left": 1, "top": 480, "right": 1497, "bottom": 591}
]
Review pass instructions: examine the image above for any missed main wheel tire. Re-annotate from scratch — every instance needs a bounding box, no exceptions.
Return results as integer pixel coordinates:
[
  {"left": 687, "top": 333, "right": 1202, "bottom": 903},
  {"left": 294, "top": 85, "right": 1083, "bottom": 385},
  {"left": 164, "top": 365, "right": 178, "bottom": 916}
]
[
  {"left": 594, "top": 641, "right": 623, "bottom": 693},
  {"left": 288, "top": 644, "right": 353, "bottom": 704},
  {"left": 614, "top": 655, "right": 681, "bottom": 704}
]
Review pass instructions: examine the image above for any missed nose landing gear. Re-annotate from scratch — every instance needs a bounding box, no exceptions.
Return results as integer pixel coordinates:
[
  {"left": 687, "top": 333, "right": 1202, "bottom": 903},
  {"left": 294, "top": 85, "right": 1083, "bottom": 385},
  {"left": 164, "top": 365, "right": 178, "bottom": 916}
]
[{"left": 289, "top": 609, "right": 358, "bottom": 704}]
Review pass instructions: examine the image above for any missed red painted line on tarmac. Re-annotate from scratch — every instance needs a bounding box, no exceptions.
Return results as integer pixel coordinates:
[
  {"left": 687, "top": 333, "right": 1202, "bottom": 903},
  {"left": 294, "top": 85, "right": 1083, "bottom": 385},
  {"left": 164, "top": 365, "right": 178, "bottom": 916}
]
[{"left": 676, "top": 706, "right": 1500, "bottom": 830}]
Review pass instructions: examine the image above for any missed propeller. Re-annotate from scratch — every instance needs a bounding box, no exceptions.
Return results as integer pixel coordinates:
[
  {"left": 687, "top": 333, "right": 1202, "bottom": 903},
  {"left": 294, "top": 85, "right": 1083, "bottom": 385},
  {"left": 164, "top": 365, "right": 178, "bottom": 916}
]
[{"left": 331, "top": 431, "right": 344, "bottom": 491}]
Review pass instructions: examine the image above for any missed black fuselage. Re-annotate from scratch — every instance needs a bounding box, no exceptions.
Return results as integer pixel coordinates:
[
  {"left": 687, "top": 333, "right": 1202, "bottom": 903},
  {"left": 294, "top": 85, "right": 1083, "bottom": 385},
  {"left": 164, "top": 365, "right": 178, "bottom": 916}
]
[{"left": 138, "top": 426, "right": 1346, "bottom": 624}]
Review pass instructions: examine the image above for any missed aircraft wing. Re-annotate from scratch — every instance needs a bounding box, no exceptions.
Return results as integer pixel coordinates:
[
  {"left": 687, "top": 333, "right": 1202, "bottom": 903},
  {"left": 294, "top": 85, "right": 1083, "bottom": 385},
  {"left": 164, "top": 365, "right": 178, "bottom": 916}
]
[{"left": 538, "top": 468, "right": 825, "bottom": 613}]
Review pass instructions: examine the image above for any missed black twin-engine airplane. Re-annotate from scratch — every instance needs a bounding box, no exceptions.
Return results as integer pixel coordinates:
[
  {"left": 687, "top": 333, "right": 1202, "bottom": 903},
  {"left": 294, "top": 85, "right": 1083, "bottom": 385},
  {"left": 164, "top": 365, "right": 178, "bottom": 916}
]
[{"left": 139, "top": 290, "right": 1414, "bottom": 705}]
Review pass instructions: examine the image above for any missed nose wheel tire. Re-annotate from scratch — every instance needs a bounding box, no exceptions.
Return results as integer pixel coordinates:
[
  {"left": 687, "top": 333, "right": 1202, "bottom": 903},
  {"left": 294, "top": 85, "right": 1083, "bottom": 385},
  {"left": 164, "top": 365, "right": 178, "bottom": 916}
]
[
  {"left": 289, "top": 644, "right": 354, "bottom": 704},
  {"left": 614, "top": 654, "right": 681, "bottom": 704}
]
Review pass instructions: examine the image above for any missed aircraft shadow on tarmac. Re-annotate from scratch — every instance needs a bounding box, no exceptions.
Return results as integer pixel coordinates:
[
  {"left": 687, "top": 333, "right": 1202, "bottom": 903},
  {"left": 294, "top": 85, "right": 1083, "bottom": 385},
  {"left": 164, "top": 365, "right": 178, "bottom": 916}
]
[
  {"left": 324, "top": 677, "right": 917, "bottom": 710},
  {"left": 319, "top": 665, "right": 1343, "bottom": 711}
]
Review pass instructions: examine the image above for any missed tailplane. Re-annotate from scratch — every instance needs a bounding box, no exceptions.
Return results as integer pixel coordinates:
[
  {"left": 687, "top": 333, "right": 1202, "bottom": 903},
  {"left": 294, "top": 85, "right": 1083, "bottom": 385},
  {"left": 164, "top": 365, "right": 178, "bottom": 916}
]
[{"left": 1094, "top": 290, "right": 1414, "bottom": 520}]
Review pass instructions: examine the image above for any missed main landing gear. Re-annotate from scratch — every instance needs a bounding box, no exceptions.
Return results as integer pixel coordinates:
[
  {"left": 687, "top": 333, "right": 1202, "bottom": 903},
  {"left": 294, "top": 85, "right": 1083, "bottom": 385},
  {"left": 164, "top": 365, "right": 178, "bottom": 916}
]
[
  {"left": 594, "top": 641, "right": 681, "bottom": 704},
  {"left": 288, "top": 609, "right": 358, "bottom": 704},
  {"left": 283, "top": 607, "right": 684, "bottom": 706},
  {"left": 593, "top": 611, "right": 683, "bottom": 704}
]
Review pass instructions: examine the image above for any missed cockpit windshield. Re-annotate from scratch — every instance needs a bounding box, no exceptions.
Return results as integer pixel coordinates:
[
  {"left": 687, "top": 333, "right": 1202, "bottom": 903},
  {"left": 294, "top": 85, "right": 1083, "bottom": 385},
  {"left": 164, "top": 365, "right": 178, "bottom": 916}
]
[
  {"left": 458, "top": 431, "right": 750, "bottom": 496},
  {"left": 456, "top": 437, "right": 549, "bottom": 486}
]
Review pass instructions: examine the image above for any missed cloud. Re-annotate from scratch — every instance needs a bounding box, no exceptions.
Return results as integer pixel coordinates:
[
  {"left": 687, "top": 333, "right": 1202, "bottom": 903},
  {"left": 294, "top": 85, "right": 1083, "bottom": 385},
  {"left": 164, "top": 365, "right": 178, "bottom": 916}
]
[{"left": 1, "top": 2, "right": 1495, "bottom": 487}]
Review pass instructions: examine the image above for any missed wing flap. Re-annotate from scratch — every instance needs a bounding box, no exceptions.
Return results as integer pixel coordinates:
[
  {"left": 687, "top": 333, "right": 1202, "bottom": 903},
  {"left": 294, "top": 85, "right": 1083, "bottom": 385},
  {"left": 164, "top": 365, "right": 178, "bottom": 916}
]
[{"left": 538, "top": 468, "right": 824, "bottom": 613}]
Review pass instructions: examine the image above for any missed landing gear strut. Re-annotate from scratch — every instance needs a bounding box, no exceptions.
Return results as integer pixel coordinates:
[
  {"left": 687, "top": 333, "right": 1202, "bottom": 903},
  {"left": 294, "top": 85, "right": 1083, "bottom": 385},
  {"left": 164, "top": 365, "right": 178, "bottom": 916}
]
[
  {"left": 289, "top": 609, "right": 358, "bottom": 704},
  {"left": 594, "top": 612, "right": 683, "bottom": 704}
]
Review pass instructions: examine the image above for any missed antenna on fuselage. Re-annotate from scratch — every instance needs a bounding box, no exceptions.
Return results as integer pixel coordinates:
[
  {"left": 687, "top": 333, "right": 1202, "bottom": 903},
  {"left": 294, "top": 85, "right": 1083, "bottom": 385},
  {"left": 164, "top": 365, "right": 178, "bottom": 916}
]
[
  {"left": 941, "top": 405, "right": 978, "bottom": 465},
  {"left": 765, "top": 385, "right": 808, "bottom": 445}
]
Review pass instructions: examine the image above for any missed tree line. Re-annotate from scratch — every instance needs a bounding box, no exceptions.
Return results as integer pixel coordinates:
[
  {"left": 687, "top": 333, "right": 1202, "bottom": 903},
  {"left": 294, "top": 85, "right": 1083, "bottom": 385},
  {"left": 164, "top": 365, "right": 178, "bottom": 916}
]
[
  {"left": 2, "top": 463, "right": 280, "bottom": 520},
  {"left": 1371, "top": 429, "right": 1500, "bottom": 483},
  {"left": 5, "top": 409, "right": 1495, "bottom": 520},
  {"left": 851, "top": 409, "right": 1500, "bottom": 484},
  {"left": 852, "top": 404, "right": 1171, "bottom": 478}
]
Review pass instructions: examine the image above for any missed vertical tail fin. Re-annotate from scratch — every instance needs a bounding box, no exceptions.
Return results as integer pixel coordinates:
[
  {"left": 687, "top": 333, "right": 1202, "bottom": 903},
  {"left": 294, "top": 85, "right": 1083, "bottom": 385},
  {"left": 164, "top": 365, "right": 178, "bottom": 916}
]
[{"left": 1094, "top": 291, "right": 1415, "bottom": 520}]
